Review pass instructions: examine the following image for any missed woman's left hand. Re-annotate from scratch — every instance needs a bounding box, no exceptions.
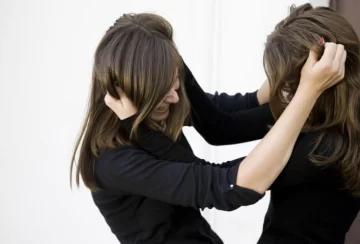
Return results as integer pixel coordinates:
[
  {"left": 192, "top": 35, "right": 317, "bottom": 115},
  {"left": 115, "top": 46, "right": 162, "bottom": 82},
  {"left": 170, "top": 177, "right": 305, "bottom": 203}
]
[{"left": 104, "top": 87, "right": 138, "bottom": 120}]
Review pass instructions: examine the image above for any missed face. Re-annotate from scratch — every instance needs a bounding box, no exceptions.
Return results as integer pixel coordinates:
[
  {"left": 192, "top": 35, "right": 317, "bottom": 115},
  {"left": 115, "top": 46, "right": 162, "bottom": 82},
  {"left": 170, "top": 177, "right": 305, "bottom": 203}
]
[{"left": 151, "top": 77, "right": 180, "bottom": 122}]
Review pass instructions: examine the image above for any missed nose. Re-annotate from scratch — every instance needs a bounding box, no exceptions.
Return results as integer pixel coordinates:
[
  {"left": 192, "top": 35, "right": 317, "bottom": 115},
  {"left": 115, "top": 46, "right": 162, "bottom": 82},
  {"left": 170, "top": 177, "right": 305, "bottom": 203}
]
[{"left": 165, "top": 90, "right": 179, "bottom": 104}]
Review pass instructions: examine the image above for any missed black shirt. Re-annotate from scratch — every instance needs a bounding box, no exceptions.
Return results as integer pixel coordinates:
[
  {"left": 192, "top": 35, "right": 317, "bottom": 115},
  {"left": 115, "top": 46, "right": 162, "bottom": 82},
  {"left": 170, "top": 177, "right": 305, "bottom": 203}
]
[
  {"left": 126, "top": 63, "right": 360, "bottom": 244},
  {"left": 91, "top": 65, "right": 274, "bottom": 243},
  {"left": 99, "top": 62, "right": 360, "bottom": 244}
]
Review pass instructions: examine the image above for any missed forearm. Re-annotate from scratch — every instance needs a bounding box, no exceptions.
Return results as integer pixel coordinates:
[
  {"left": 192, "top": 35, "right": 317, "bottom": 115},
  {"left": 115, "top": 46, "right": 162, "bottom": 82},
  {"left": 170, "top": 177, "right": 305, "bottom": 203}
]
[
  {"left": 184, "top": 63, "right": 273, "bottom": 145},
  {"left": 102, "top": 147, "right": 264, "bottom": 211},
  {"left": 236, "top": 84, "right": 319, "bottom": 193},
  {"left": 206, "top": 90, "right": 260, "bottom": 112},
  {"left": 122, "top": 116, "right": 241, "bottom": 168}
]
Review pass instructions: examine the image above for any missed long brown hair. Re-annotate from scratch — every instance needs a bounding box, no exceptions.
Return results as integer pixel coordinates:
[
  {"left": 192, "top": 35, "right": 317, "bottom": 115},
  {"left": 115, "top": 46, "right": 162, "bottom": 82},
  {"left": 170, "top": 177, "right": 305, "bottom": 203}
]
[
  {"left": 70, "top": 13, "right": 190, "bottom": 191},
  {"left": 264, "top": 4, "right": 360, "bottom": 196}
]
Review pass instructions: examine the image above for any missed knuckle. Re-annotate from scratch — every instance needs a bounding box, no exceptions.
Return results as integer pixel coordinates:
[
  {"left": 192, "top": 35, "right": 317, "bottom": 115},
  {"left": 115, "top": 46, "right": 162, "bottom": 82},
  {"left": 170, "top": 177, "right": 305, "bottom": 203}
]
[
  {"left": 322, "top": 62, "right": 332, "bottom": 71},
  {"left": 330, "top": 65, "right": 338, "bottom": 74},
  {"left": 337, "top": 44, "right": 345, "bottom": 50},
  {"left": 327, "top": 42, "right": 336, "bottom": 48}
]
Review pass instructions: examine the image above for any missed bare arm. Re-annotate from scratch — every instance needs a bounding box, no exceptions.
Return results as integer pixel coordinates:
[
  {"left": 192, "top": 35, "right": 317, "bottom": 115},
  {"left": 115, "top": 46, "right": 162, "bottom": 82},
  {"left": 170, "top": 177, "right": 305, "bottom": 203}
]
[
  {"left": 256, "top": 80, "right": 270, "bottom": 105},
  {"left": 236, "top": 43, "right": 346, "bottom": 193},
  {"left": 237, "top": 85, "right": 318, "bottom": 193}
]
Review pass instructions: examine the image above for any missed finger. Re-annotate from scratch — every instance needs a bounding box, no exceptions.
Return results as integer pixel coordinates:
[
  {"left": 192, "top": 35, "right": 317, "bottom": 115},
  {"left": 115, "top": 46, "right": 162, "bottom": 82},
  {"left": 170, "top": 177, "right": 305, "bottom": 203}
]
[
  {"left": 304, "top": 49, "right": 318, "bottom": 67},
  {"left": 115, "top": 86, "right": 125, "bottom": 97},
  {"left": 334, "top": 51, "right": 347, "bottom": 81},
  {"left": 341, "top": 50, "right": 347, "bottom": 67},
  {"left": 333, "top": 44, "right": 345, "bottom": 69},
  {"left": 104, "top": 92, "right": 124, "bottom": 112},
  {"left": 321, "top": 42, "right": 337, "bottom": 62},
  {"left": 340, "top": 65, "right": 345, "bottom": 80},
  {"left": 339, "top": 51, "right": 346, "bottom": 80},
  {"left": 104, "top": 92, "right": 117, "bottom": 106},
  {"left": 116, "top": 86, "right": 133, "bottom": 108}
]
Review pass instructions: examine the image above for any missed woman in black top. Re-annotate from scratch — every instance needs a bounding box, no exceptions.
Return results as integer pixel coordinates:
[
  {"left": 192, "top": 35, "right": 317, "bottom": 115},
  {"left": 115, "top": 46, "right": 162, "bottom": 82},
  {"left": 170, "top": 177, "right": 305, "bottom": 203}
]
[
  {"left": 104, "top": 5, "right": 360, "bottom": 244},
  {"left": 71, "top": 12, "right": 346, "bottom": 244}
]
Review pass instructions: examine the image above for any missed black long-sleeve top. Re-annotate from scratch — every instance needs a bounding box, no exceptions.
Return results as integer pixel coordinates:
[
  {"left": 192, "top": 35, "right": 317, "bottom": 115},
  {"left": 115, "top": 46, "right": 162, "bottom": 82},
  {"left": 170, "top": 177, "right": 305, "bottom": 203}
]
[
  {"left": 110, "top": 62, "right": 360, "bottom": 244},
  {"left": 92, "top": 64, "right": 274, "bottom": 243}
]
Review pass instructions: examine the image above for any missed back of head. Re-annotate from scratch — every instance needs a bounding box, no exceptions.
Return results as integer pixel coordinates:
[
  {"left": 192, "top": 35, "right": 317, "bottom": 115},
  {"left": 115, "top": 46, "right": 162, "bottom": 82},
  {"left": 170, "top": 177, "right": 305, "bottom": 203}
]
[
  {"left": 264, "top": 3, "right": 360, "bottom": 196},
  {"left": 71, "top": 13, "right": 189, "bottom": 190}
]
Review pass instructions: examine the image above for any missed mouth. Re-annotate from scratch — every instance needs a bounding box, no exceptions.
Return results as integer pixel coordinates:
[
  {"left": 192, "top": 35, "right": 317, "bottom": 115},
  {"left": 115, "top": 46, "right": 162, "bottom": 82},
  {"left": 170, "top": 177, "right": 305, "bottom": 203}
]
[
  {"left": 151, "top": 108, "right": 170, "bottom": 122},
  {"left": 156, "top": 105, "right": 169, "bottom": 113}
]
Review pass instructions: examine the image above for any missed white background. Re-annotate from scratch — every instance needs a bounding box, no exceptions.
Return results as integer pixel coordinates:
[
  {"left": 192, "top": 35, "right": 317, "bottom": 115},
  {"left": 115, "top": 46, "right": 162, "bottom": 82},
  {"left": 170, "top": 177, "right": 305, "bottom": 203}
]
[{"left": 0, "top": 0, "right": 326, "bottom": 243}]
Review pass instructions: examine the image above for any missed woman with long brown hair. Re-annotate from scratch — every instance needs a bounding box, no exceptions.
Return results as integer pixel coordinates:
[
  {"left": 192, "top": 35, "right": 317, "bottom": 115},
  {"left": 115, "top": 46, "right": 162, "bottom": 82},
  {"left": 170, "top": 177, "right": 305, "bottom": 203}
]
[
  {"left": 72, "top": 11, "right": 345, "bottom": 244},
  {"left": 259, "top": 4, "right": 360, "bottom": 242}
]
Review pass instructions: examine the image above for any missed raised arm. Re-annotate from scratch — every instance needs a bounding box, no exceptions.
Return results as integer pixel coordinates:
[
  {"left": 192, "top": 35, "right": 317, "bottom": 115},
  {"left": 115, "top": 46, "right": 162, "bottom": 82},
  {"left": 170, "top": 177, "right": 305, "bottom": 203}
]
[
  {"left": 206, "top": 90, "right": 259, "bottom": 112},
  {"left": 206, "top": 79, "right": 269, "bottom": 112},
  {"left": 122, "top": 116, "right": 239, "bottom": 168},
  {"left": 184, "top": 61, "right": 274, "bottom": 145},
  {"left": 104, "top": 43, "right": 346, "bottom": 198}
]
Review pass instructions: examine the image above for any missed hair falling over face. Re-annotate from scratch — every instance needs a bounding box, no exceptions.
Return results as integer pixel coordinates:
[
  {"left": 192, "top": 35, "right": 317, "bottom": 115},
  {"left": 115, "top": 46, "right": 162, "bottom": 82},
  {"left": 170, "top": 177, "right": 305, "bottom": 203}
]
[
  {"left": 70, "top": 13, "right": 190, "bottom": 191},
  {"left": 264, "top": 3, "right": 360, "bottom": 196}
]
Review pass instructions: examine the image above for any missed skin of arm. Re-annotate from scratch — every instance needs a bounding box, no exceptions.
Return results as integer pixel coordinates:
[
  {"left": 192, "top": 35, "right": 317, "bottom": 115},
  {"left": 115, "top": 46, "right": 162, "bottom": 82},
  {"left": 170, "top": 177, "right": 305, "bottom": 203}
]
[
  {"left": 236, "top": 84, "right": 319, "bottom": 193},
  {"left": 257, "top": 80, "right": 270, "bottom": 105}
]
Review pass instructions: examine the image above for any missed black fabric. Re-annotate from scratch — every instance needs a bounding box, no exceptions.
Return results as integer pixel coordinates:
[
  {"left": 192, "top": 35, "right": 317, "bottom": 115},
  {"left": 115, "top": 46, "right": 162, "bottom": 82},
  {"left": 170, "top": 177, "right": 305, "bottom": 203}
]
[
  {"left": 91, "top": 62, "right": 271, "bottom": 243},
  {"left": 116, "top": 62, "right": 360, "bottom": 243},
  {"left": 183, "top": 62, "right": 274, "bottom": 146},
  {"left": 183, "top": 61, "right": 360, "bottom": 243},
  {"left": 257, "top": 131, "right": 360, "bottom": 244}
]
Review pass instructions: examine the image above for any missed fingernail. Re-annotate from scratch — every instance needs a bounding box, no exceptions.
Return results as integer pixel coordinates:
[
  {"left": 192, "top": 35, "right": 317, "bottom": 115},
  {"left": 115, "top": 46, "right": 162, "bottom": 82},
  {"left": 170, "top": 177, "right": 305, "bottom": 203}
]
[{"left": 318, "top": 37, "right": 325, "bottom": 45}]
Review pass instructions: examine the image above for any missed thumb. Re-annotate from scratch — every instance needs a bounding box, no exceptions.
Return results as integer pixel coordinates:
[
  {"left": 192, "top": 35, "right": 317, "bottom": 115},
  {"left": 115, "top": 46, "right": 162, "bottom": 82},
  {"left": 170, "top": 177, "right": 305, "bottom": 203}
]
[
  {"left": 104, "top": 92, "right": 114, "bottom": 106},
  {"left": 116, "top": 87, "right": 134, "bottom": 108},
  {"left": 304, "top": 49, "right": 318, "bottom": 67},
  {"left": 104, "top": 92, "right": 123, "bottom": 108}
]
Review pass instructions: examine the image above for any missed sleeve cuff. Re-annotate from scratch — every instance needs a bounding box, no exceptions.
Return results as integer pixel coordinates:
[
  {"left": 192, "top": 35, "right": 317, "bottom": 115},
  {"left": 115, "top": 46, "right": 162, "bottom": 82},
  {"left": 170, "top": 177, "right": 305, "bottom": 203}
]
[
  {"left": 247, "top": 90, "right": 260, "bottom": 108},
  {"left": 121, "top": 115, "right": 136, "bottom": 133}
]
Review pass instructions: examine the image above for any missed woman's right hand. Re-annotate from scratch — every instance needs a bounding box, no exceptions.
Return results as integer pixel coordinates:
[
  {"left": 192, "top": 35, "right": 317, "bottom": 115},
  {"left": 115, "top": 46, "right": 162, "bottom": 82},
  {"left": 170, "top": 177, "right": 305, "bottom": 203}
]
[{"left": 299, "top": 42, "right": 346, "bottom": 95}]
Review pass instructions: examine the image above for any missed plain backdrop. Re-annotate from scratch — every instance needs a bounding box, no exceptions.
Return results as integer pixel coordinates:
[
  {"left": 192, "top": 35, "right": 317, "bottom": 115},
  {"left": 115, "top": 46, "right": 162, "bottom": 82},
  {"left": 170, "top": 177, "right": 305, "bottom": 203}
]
[{"left": 0, "top": 0, "right": 324, "bottom": 243}]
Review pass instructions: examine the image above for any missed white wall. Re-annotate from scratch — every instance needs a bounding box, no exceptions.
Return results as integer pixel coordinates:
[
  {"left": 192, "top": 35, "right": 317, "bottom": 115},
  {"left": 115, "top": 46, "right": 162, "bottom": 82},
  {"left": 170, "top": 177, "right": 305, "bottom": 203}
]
[{"left": 0, "top": 0, "right": 310, "bottom": 243}]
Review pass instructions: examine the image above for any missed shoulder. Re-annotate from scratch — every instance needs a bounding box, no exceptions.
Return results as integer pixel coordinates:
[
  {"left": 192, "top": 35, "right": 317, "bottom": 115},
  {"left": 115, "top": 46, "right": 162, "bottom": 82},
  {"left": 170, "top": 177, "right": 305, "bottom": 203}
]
[
  {"left": 96, "top": 146, "right": 149, "bottom": 168},
  {"left": 95, "top": 146, "right": 151, "bottom": 182},
  {"left": 272, "top": 131, "right": 336, "bottom": 188},
  {"left": 295, "top": 130, "right": 337, "bottom": 156}
]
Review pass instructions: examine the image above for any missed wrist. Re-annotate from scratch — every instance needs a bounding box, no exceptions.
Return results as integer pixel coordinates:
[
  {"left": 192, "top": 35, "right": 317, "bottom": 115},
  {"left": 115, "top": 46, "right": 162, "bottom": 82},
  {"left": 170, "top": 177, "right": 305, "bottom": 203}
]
[
  {"left": 297, "top": 83, "right": 321, "bottom": 100},
  {"left": 121, "top": 114, "right": 137, "bottom": 132}
]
